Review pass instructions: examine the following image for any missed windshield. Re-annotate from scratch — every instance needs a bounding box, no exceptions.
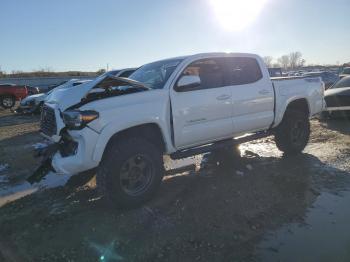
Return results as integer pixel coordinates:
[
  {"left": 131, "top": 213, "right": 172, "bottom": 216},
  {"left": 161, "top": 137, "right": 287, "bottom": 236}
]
[
  {"left": 330, "top": 77, "right": 350, "bottom": 89},
  {"left": 128, "top": 58, "right": 183, "bottom": 89}
]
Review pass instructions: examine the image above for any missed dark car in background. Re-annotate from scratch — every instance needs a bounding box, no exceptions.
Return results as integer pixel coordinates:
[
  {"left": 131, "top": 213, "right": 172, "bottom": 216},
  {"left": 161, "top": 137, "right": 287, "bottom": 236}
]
[
  {"left": 42, "top": 81, "right": 68, "bottom": 93},
  {"left": 323, "top": 76, "right": 350, "bottom": 118},
  {"left": 339, "top": 67, "right": 350, "bottom": 79},
  {"left": 107, "top": 68, "right": 136, "bottom": 78},
  {"left": 268, "top": 67, "right": 283, "bottom": 77},
  {"left": 303, "top": 71, "right": 339, "bottom": 89},
  {"left": 26, "top": 85, "right": 40, "bottom": 95},
  {"left": 38, "top": 68, "right": 136, "bottom": 93}
]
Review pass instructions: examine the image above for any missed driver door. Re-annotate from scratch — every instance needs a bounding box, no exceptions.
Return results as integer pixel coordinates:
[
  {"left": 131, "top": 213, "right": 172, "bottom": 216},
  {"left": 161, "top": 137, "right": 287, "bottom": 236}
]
[{"left": 170, "top": 58, "right": 234, "bottom": 149}]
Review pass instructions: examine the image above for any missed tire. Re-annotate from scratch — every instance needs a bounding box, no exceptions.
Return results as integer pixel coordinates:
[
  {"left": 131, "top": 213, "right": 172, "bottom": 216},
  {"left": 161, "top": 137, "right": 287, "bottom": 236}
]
[
  {"left": 97, "top": 137, "right": 164, "bottom": 208},
  {"left": 274, "top": 110, "right": 310, "bottom": 155},
  {"left": 1, "top": 95, "right": 15, "bottom": 109}
]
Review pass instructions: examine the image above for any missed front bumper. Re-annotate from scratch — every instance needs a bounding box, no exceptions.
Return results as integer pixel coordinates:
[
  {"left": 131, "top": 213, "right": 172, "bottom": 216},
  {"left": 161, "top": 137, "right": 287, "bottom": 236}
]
[
  {"left": 51, "top": 127, "right": 100, "bottom": 175},
  {"left": 39, "top": 103, "right": 100, "bottom": 175}
]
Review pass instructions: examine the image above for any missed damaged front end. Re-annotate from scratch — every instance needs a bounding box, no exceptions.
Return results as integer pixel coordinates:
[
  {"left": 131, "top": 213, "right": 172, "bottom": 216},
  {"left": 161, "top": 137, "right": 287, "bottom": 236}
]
[
  {"left": 27, "top": 132, "right": 79, "bottom": 184},
  {"left": 28, "top": 74, "right": 150, "bottom": 183},
  {"left": 27, "top": 143, "right": 58, "bottom": 184}
]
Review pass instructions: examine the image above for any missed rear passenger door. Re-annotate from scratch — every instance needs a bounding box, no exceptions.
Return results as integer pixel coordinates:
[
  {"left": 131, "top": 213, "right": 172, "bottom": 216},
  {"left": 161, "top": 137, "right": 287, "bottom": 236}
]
[
  {"left": 225, "top": 57, "right": 274, "bottom": 135},
  {"left": 170, "top": 58, "right": 234, "bottom": 149}
]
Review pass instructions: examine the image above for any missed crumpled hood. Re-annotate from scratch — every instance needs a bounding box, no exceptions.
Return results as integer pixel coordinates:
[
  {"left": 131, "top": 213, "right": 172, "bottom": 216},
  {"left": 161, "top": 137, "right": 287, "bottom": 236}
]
[
  {"left": 21, "top": 93, "right": 46, "bottom": 104},
  {"left": 45, "top": 80, "right": 97, "bottom": 111},
  {"left": 45, "top": 74, "right": 148, "bottom": 111}
]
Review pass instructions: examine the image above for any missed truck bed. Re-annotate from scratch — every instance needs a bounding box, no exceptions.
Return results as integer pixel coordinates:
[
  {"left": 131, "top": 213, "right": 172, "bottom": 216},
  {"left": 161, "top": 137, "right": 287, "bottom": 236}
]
[{"left": 271, "top": 76, "right": 324, "bottom": 128}]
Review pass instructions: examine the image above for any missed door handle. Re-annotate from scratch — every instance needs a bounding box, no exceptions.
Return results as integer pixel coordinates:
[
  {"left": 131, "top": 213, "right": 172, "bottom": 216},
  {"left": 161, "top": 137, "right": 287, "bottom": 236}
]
[
  {"left": 259, "top": 89, "right": 270, "bottom": 95},
  {"left": 216, "top": 94, "right": 231, "bottom": 100}
]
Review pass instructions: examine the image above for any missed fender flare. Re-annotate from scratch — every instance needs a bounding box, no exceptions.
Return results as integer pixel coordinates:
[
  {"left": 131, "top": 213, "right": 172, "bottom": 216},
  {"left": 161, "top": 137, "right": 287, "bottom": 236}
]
[
  {"left": 92, "top": 120, "right": 171, "bottom": 163},
  {"left": 274, "top": 97, "right": 310, "bottom": 127}
]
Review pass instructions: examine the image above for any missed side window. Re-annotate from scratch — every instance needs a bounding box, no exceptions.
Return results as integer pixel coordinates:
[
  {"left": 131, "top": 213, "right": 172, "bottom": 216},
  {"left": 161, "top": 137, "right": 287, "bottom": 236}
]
[
  {"left": 180, "top": 58, "right": 225, "bottom": 90},
  {"left": 226, "top": 57, "right": 263, "bottom": 85}
]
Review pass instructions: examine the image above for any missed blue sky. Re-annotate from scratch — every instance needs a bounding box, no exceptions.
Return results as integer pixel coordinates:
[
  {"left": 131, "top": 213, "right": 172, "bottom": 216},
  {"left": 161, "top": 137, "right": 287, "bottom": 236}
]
[{"left": 1, "top": 0, "right": 349, "bottom": 72}]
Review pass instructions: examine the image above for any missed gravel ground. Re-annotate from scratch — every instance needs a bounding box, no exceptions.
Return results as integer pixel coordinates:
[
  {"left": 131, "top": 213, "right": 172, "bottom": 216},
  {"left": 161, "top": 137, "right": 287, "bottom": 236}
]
[{"left": 0, "top": 107, "right": 350, "bottom": 262}]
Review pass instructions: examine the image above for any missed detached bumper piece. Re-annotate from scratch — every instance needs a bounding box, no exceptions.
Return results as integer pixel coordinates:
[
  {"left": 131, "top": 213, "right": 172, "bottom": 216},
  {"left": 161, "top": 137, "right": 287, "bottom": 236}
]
[
  {"left": 27, "top": 143, "right": 59, "bottom": 184},
  {"left": 58, "top": 135, "right": 78, "bottom": 157},
  {"left": 27, "top": 134, "right": 79, "bottom": 183}
]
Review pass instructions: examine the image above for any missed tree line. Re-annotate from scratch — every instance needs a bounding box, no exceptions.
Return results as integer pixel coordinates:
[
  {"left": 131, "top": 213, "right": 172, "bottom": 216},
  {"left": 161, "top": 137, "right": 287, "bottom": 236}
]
[
  {"left": 263, "top": 52, "right": 306, "bottom": 70},
  {"left": 0, "top": 68, "right": 106, "bottom": 78},
  {"left": 0, "top": 53, "right": 346, "bottom": 78}
]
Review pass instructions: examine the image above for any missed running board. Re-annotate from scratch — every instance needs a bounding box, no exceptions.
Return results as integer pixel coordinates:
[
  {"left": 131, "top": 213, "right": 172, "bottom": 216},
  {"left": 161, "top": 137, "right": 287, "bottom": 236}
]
[{"left": 170, "top": 131, "right": 273, "bottom": 160}]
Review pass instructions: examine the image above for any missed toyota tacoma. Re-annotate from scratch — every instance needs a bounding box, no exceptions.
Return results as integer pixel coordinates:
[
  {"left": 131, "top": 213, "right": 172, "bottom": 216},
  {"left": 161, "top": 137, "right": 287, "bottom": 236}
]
[{"left": 39, "top": 53, "right": 325, "bottom": 207}]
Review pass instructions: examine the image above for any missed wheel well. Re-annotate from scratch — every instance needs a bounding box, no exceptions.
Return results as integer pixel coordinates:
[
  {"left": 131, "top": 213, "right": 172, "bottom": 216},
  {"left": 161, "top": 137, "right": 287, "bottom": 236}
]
[
  {"left": 103, "top": 123, "right": 166, "bottom": 158},
  {"left": 285, "top": 98, "right": 310, "bottom": 116},
  {"left": 0, "top": 94, "right": 16, "bottom": 100}
]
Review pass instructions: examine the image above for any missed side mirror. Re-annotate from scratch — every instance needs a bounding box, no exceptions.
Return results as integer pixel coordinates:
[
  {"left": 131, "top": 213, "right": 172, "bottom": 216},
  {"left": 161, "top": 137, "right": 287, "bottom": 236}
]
[{"left": 175, "top": 75, "right": 201, "bottom": 92}]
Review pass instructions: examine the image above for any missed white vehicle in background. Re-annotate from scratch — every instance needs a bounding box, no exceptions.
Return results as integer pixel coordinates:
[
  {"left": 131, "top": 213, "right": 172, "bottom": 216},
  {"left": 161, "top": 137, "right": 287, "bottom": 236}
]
[
  {"left": 16, "top": 68, "right": 136, "bottom": 114},
  {"left": 39, "top": 53, "right": 324, "bottom": 208},
  {"left": 17, "top": 79, "right": 91, "bottom": 114}
]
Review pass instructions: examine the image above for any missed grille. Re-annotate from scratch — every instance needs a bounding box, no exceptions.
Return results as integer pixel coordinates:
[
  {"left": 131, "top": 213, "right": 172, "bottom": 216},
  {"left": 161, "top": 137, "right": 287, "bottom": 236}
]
[{"left": 40, "top": 105, "right": 57, "bottom": 136}]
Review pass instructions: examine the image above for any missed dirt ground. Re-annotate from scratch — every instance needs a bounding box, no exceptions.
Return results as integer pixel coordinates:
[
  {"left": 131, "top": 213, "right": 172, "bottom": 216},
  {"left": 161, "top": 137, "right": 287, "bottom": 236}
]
[{"left": 1, "top": 107, "right": 350, "bottom": 262}]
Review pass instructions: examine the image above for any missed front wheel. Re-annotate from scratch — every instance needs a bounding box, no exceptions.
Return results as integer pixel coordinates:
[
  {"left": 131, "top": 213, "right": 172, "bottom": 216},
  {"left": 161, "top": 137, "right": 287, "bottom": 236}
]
[
  {"left": 1, "top": 95, "right": 16, "bottom": 109},
  {"left": 97, "top": 137, "right": 164, "bottom": 208},
  {"left": 274, "top": 110, "right": 310, "bottom": 155}
]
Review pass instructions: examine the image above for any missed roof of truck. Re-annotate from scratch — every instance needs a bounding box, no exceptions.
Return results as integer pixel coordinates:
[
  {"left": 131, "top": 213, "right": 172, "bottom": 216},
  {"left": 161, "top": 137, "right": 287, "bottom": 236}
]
[{"left": 152, "top": 52, "right": 260, "bottom": 64}]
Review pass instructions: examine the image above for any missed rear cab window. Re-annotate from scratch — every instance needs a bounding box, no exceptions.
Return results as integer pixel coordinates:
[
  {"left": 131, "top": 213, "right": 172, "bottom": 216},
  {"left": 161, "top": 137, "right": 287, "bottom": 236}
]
[{"left": 225, "top": 57, "right": 263, "bottom": 86}]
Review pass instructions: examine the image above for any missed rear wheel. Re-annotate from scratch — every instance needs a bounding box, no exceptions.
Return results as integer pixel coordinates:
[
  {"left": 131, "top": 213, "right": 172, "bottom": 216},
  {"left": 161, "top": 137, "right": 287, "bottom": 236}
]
[
  {"left": 97, "top": 137, "right": 164, "bottom": 208},
  {"left": 1, "top": 96, "right": 15, "bottom": 109},
  {"left": 275, "top": 110, "right": 310, "bottom": 155}
]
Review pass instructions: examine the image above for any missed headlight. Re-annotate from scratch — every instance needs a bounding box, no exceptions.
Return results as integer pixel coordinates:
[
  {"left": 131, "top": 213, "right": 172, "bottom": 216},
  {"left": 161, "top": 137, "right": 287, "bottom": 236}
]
[{"left": 62, "top": 110, "right": 99, "bottom": 130}]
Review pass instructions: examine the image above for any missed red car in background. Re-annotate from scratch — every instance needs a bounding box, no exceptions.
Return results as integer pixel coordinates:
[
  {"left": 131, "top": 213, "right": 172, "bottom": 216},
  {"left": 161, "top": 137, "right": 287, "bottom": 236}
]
[{"left": 0, "top": 84, "right": 29, "bottom": 109}]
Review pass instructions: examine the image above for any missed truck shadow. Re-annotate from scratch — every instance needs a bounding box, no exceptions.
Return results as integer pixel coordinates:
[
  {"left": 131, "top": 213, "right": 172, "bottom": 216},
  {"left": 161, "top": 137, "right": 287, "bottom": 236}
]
[
  {"left": 1, "top": 149, "right": 349, "bottom": 261},
  {"left": 320, "top": 118, "right": 350, "bottom": 136}
]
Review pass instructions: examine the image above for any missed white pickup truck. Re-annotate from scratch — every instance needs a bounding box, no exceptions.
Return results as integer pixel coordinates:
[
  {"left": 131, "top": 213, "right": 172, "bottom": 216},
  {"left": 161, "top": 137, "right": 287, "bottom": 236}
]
[{"left": 40, "top": 53, "right": 324, "bottom": 207}]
